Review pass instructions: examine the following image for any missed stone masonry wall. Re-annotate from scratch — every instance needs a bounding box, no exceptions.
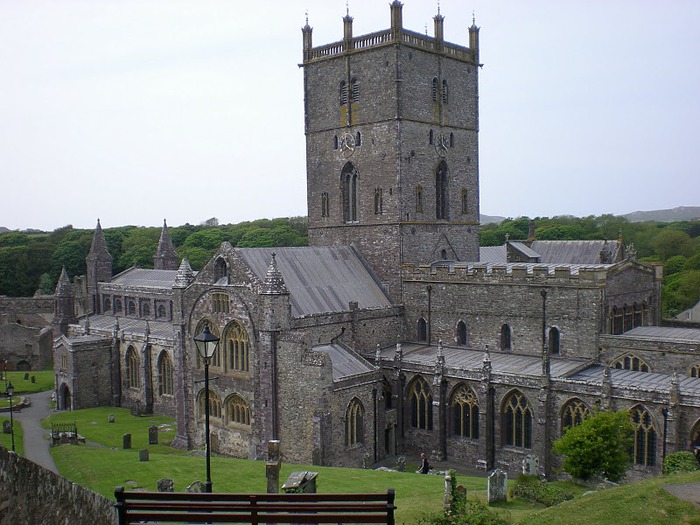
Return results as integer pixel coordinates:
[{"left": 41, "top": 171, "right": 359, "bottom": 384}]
[{"left": 0, "top": 447, "right": 116, "bottom": 525}]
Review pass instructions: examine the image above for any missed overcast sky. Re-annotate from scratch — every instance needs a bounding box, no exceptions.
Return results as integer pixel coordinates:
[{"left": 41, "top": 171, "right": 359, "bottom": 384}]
[{"left": 1, "top": 0, "right": 698, "bottom": 231}]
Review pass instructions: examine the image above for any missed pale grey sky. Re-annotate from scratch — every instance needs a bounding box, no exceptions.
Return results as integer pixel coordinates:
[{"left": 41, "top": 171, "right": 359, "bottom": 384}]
[{"left": 1, "top": 0, "right": 698, "bottom": 231}]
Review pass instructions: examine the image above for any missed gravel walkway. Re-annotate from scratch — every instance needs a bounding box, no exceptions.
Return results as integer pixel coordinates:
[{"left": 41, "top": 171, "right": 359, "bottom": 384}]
[{"left": 662, "top": 482, "right": 700, "bottom": 508}]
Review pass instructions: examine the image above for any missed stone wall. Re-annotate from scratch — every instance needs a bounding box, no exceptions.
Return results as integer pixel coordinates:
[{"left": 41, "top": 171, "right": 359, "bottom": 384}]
[{"left": 0, "top": 447, "right": 116, "bottom": 525}]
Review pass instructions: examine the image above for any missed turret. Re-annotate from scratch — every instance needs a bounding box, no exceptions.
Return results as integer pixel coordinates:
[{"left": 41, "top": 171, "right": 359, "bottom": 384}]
[
  {"left": 174, "top": 257, "right": 195, "bottom": 289},
  {"left": 153, "top": 219, "right": 179, "bottom": 270},
  {"left": 469, "top": 14, "right": 480, "bottom": 61},
  {"left": 85, "top": 219, "right": 112, "bottom": 314},
  {"left": 302, "top": 13, "right": 313, "bottom": 53},
  {"left": 390, "top": 0, "right": 403, "bottom": 35},
  {"left": 52, "top": 267, "right": 77, "bottom": 337}
]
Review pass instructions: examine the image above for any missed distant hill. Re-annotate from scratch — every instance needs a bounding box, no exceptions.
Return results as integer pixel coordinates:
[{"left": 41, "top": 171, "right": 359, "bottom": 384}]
[
  {"left": 480, "top": 214, "right": 507, "bottom": 225},
  {"left": 0, "top": 227, "right": 9, "bottom": 233},
  {"left": 622, "top": 206, "right": 700, "bottom": 223}
]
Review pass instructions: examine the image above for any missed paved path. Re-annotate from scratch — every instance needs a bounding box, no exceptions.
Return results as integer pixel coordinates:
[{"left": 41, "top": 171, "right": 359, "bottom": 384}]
[{"left": 12, "top": 389, "right": 58, "bottom": 473}]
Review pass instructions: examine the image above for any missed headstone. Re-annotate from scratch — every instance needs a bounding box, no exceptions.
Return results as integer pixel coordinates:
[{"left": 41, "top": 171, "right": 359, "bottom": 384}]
[
  {"left": 108, "top": 414, "right": 115, "bottom": 423},
  {"left": 157, "top": 478, "right": 174, "bottom": 492},
  {"left": 282, "top": 471, "right": 318, "bottom": 494},
  {"left": 266, "top": 440, "right": 281, "bottom": 494},
  {"left": 123, "top": 433, "right": 131, "bottom": 449},
  {"left": 362, "top": 452, "right": 372, "bottom": 469},
  {"left": 2, "top": 421, "right": 11, "bottom": 434},
  {"left": 522, "top": 455, "right": 540, "bottom": 476},
  {"left": 148, "top": 425, "right": 158, "bottom": 445},
  {"left": 23, "top": 373, "right": 29, "bottom": 380},
  {"left": 30, "top": 376, "right": 35, "bottom": 383},
  {"left": 443, "top": 474, "right": 452, "bottom": 512},
  {"left": 186, "top": 480, "right": 204, "bottom": 493},
  {"left": 139, "top": 449, "right": 149, "bottom": 462},
  {"left": 395, "top": 456, "right": 406, "bottom": 472},
  {"left": 457, "top": 485, "right": 467, "bottom": 499},
  {"left": 487, "top": 469, "right": 507, "bottom": 504}
]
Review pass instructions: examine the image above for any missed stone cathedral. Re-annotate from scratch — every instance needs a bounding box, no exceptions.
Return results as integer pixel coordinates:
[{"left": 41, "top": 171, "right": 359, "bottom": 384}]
[{"left": 52, "top": 2, "right": 700, "bottom": 480}]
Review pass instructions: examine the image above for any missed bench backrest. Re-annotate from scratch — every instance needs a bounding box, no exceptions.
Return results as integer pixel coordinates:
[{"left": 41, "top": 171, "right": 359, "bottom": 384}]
[{"left": 114, "top": 486, "right": 396, "bottom": 525}]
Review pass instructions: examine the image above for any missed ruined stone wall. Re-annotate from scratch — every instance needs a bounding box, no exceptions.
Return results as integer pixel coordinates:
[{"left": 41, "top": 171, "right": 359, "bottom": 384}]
[
  {"left": 0, "top": 323, "right": 53, "bottom": 371},
  {"left": 0, "top": 447, "right": 116, "bottom": 525},
  {"left": 0, "top": 295, "right": 53, "bottom": 316}
]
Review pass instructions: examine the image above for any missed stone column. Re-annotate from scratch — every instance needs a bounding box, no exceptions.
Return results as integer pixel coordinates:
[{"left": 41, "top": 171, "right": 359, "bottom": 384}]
[
  {"left": 266, "top": 440, "right": 281, "bottom": 493},
  {"left": 477, "top": 350, "right": 494, "bottom": 470}
]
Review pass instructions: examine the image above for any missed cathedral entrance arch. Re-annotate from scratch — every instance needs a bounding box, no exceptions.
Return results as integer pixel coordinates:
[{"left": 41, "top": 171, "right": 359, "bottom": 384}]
[{"left": 58, "top": 383, "right": 71, "bottom": 411}]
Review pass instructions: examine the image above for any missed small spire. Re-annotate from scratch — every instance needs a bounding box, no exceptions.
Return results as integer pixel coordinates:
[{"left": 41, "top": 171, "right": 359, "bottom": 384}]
[
  {"left": 472, "top": 11, "right": 476, "bottom": 26},
  {"left": 437, "top": 0, "right": 440, "bottom": 16},
  {"left": 305, "top": 9, "right": 309, "bottom": 26},
  {"left": 88, "top": 218, "right": 111, "bottom": 259},
  {"left": 56, "top": 267, "right": 71, "bottom": 294},
  {"left": 154, "top": 218, "right": 179, "bottom": 270},
  {"left": 262, "top": 252, "right": 289, "bottom": 295},
  {"left": 346, "top": 0, "right": 349, "bottom": 17},
  {"left": 174, "top": 257, "right": 195, "bottom": 288}
]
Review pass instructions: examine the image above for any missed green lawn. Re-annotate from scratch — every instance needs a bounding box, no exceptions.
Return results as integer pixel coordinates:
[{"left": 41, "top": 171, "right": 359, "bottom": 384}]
[
  {"left": 44, "top": 408, "right": 700, "bottom": 525},
  {"left": 0, "top": 417, "right": 24, "bottom": 455},
  {"left": 0, "top": 370, "right": 54, "bottom": 395}
]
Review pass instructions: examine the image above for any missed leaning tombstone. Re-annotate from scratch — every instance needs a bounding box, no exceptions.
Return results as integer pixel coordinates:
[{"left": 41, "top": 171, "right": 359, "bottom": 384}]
[
  {"left": 157, "top": 478, "right": 174, "bottom": 492},
  {"left": 108, "top": 414, "right": 115, "bottom": 423},
  {"left": 186, "top": 480, "right": 204, "bottom": 493},
  {"left": 2, "top": 421, "right": 11, "bottom": 434},
  {"left": 123, "top": 433, "right": 131, "bottom": 449},
  {"left": 139, "top": 449, "right": 149, "bottom": 462},
  {"left": 148, "top": 425, "right": 158, "bottom": 445},
  {"left": 487, "top": 469, "right": 507, "bottom": 504},
  {"left": 395, "top": 456, "right": 406, "bottom": 472},
  {"left": 522, "top": 455, "right": 540, "bottom": 476}
]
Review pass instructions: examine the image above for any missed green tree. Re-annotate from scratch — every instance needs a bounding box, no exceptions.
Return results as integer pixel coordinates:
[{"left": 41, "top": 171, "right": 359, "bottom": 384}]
[
  {"left": 653, "top": 229, "right": 694, "bottom": 260},
  {"left": 552, "top": 410, "right": 634, "bottom": 482}
]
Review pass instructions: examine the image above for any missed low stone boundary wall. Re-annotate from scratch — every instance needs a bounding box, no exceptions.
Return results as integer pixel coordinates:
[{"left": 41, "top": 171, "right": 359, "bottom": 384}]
[{"left": 0, "top": 446, "right": 116, "bottom": 525}]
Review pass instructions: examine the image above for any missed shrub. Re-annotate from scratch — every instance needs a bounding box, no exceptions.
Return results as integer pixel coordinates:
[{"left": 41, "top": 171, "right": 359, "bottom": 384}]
[
  {"left": 663, "top": 451, "right": 700, "bottom": 475},
  {"left": 552, "top": 410, "right": 634, "bottom": 481},
  {"left": 511, "top": 475, "right": 574, "bottom": 507},
  {"left": 418, "top": 499, "right": 508, "bottom": 525}
]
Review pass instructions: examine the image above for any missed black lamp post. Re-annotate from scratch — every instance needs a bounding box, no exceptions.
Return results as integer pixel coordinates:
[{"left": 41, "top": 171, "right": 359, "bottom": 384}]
[
  {"left": 193, "top": 325, "right": 219, "bottom": 494},
  {"left": 5, "top": 381, "right": 15, "bottom": 452}
]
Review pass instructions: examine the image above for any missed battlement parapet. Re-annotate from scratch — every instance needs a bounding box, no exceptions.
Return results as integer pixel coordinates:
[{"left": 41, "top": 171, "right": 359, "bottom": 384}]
[{"left": 402, "top": 263, "right": 610, "bottom": 284}]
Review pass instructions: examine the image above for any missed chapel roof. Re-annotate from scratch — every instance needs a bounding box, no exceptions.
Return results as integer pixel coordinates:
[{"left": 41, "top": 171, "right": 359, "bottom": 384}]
[
  {"left": 312, "top": 343, "right": 376, "bottom": 381},
  {"left": 236, "top": 246, "right": 392, "bottom": 317},
  {"left": 109, "top": 268, "right": 179, "bottom": 289}
]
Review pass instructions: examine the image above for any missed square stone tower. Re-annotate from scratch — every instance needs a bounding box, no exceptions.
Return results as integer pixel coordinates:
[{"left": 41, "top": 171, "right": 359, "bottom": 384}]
[{"left": 302, "top": 2, "right": 481, "bottom": 298}]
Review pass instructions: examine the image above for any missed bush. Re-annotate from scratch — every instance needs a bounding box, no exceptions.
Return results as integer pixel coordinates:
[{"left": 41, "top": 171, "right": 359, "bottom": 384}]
[
  {"left": 663, "top": 451, "right": 700, "bottom": 475},
  {"left": 418, "top": 499, "right": 508, "bottom": 525},
  {"left": 511, "top": 475, "right": 574, "bottom": 507}
]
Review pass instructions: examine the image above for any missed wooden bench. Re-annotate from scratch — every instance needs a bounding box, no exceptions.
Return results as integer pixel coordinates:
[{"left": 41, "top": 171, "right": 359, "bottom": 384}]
[{"left": 114, "top": 486, "right": 396, "bottom": 524}]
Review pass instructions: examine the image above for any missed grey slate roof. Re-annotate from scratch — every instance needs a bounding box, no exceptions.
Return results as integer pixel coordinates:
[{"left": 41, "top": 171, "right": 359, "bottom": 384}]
[
  {"left": 312, "top": 344, "right": 376, "bottom": 381},
  {"left": 236, "top": 246, "right": 392, "bottom": 317},
  {"left": 509, "top": 242, "right": 540, "bottom": 258},
  {"left": 569, "top": 365, "right": 700, "bottom": 397},
  {"left": 79, "top": 315, "right": 174, "bottom": 342},
  {"left": 530, "top": 240, "right": 612, "bottom": 264},
  {"left": 479, "top": 245, "right": 506, "bottom": 263},
  {"left": 381, "top": 343, "right": 588, "bottom": 378},
  {"left": 110, "top": 268, "right": 178, "bottom": 289},
  {"left": 619, "top": 326, "right": 700, "bottom": 343}
]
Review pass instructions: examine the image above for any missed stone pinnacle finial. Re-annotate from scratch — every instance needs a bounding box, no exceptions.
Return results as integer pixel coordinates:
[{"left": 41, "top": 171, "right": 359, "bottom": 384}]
[
  {"left": 174, "top": 257, "right": 195, "bottom": 288},
  {"left": 262, "top": 252, "right": 289, "bottom": 295},
  {"left": 472, "top": 11, "right": 476, "bottom": 25},
  {"left": 437, "top": 0, "right": 440, "bottom": 16}
]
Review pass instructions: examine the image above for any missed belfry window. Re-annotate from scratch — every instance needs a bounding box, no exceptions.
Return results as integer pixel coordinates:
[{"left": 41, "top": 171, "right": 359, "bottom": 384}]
[
  {"left": 339, "top": 81, "right": 348, "bottom": 105},
  {"left": 321, "top": 192, "right": 329, "bottom": 217},
  {"left": 549, "top": 327, "right": 560, "bottom": 355},
  {"left": 374, "top": 188, "right": 383, "bottom": 214},
  {"left": 436, "top": 161, "right": 449, "bottom": 220},
  {"left": 417, "top": 317, "right": 427, "bottom": 342},
  {"left": 350, "top": 78, "right": 360, "bottom": 103},
  {"left": 432, "top": 77, "right": 439, "bottom": 102},
  {"left": 341, "top": 163, "right": 359, "bottom": 223},
  {"left": 442, "top": 80, "right": 449, "bottom": 104},
  {"left": 500, "top": 324, "right": 512, "bottom": 351}
]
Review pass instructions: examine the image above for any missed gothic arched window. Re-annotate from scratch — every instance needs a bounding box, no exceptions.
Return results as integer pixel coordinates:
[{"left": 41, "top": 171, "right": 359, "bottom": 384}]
[
  {"left": 408, "top": 376, "right": 433, "bottom": 430},
  {"left": 157, "top": 304, "right": 167, "bottom": 318},
  {"left": 350, "top": 78, "right": 360, "bottom": 103},
  {"left": 114, "top": 298, "right": 123, "bottom": 313},
  {"left": 631, "top": 406, "right": 657, "bottom": 467},
  {"left": 128, "top": 301, "right": 136, "bottom": 316},
  {"left": 549, "top": 327, "right": 560, "bottom": 355},
  {"left": 451, "top": 384, "right": 479, "bottom": 439},
  {"left": 157, "top": 351, "right": 173, "bottom": 396},
  {"left": 611, "top": 353, "right": 650, "bottom": 373},
  {"left": 341, "top": 163, "right": 359, "bottom": 223},
  {"left": 225, "top": 394, "right": 250, "bottom": 426},
  {"left": 500, "top": 324, "right": 512, "bottom": 351},
  {"left": 431, "top": 77, "right": 439, "bottom": 102},
  {"left": 442, "top": 79, "right": 449, "bottom": 104},
  {"left": 142, "top": 302, "right": 150, "bottom": 317},
  {"left": 561, "top": 398, "right": 590, "bottom": 433},
  {"left": 224, "top": 320, "right": 250, "bottom": 373},
  {"left": 436, "top": 161, "right": 448, "bottom": 220},
  {"left": 417, "top": 317, "right": 428, "bottom": 342},
  {"left": 374, "top": 188, "right": 383, "bottom": 214},
  {"left": 346, "top": 398, "right": 364, "bottom": 445},
  {"left": 339, "top": 80, "right": 348, "bottom": 105},
  {"left": 198, "top": 389, "right": 222, "bottom": 421},
  {"left": 456, "top": 321, "right": 467, "bottom": 345},
  {"left": 214, "top": 258, "right": 227, "bottom": 283},
  {"left": 126, "top": 346, "right": 139, "bottom": 389},
  {"left": 502, "top": 390, "right": 532, "bottom": 448}
]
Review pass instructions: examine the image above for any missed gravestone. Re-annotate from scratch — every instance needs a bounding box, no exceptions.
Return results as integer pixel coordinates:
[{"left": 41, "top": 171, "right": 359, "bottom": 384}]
[
  {"left": 157, "top": 478, "right": 174, "bottom": 492},
  {"left": 487, "top": 469, "right": 507, "bottom": 504},
  {"left": 148, "top": 426, "right": 158, "bottom": 445},
  {"left": 443, "top": 474, "right": 452, "bottom": 511},
  {"left": 266, "top": 440, "right": 281, "bottom": 493},
  {"left": 395, "top": 456, "right": 406, "bottom": 472},
  {"left": 362, "top": 452, "right": 372, "bottom": 469},
  {"left": 30, "top": 376, "right": 35, "bottom": 383},
  {"left": 282, "top": 471, "right": 318, "bottom": 494},
  {"left": 108, "top": 414, "right": 115, "bottom": 423},
  {"left": 23, "top": 373, "right": 29, "bottom": 380},
  {"left": 122, "top": 433, "right": 131, "bottom": 449},
  {"left": 139, "top": 449, "right": 149, "bottom": 462},
  {"left": 2, "top": 421, "right": 11, "bottom": 434},
  {"left": 522, "top": 455, "right": 540, "bottom": 476},
  {"left": 186, "top": 480, "right": 204, "bottom": 493}
]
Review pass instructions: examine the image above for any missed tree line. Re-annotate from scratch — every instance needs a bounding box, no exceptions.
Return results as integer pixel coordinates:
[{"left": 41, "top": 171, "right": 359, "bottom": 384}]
[{"left": 0, "top": 214, "right": 697, "bottom": 317}]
